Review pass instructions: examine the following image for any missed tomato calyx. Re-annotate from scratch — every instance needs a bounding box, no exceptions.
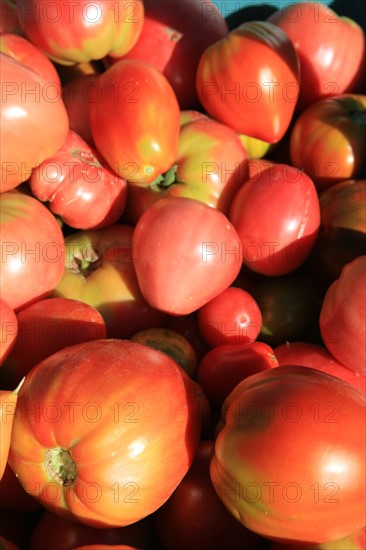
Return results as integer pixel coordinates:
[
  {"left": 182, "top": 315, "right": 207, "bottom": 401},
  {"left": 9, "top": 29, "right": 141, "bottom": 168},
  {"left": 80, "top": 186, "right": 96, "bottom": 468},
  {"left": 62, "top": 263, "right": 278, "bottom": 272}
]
[
  {"left": 150, "top": 164, "right": 178, "bottom": 189},
  {"left": 45, "top": 447, "right": 77, "bottom": 486},
  {"left": 66, "top": 246, "right": 102, "bottom": 277}
]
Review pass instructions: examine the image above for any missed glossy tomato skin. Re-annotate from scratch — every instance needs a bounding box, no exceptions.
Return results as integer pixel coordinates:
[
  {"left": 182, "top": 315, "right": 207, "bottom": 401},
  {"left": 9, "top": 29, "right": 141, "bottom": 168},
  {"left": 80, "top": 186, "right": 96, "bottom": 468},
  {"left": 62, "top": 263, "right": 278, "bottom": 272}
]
[
  {"left": 0, "top": 52, "right": 69, "bottom": 192},
  {"left": 307, "top": 179, "right": 366, "bottom": 285},
  {"left": 0, "top": 190, "right": 66, "bottom": 311},
  {"left": 289, "top": 95, "right": 366, "bottom": 190},
  {"left": 196, "top": 21, "right": 300, "bottom": 143},
  {"left": 274, "top": 341, "right": 366, "bottom": 394},
  {"left": 107, "top": 0, "right": 228, "bottom": 109},
  {"left": 29, "top": 129, "right": 128, "bottom": 230},
  {"left": 268, "top": 2, "right": 366, "bottom": 112},
  {"left": 132, "top": 197, "right": 242, "bottom": 315},
  {"left": 153, "top": 440, "right": 267, "bottom": 550},
  {"left": 319, "top": 255, "right": 366, "bottom": 375},
  {"left": 52, "top": 224, "right": 166, "bottom": 338},
  {"left": 0, "top": 297, "right": 107, "bottom": 390},
  {"left": 8, "top": 339, "right": 203, "bottom": 528},
  {"left": 15, "top": 0, "right": 144, "bottom": 64},
  {"left": 196, "top": 342, "right": 278, "bottom": 408},
  {"left": 229, "top": 163, "right": 320, "bottom": 276},
  {"left": 197, "top": 286, "right": 262, "bottom": 348},
  {"left": 28, "top": 509, "right": 152, "bottom": 550},
  {"left": 90, "top": 59, "right": 180, "bottom": 185},
  {"left": 124, "top": 115, "right": 249, "bottom": 224},
  {"left": 211, "top": 366, "right": 366, "bottom": 544}
]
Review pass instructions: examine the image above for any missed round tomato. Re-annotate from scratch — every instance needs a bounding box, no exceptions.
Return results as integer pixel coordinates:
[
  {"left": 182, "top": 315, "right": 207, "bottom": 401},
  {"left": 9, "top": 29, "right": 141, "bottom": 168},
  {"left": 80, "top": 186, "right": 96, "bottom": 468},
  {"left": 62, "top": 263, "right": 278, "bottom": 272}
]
[
  {"left": 132, "top": 197, "right": 242, "bottom": 315},
  {"left": 229, "top": 163, "right": 320, "bottom": 276},
  {"left": 8, "top": 339, "right": 203, "bottom": 528},
  {"left": 89, "top": 59, "right": 180, "bottom": 185},
  {"left": 196, "top": 21, "right": 300, "bottom": 143},
  {"left": 211, "top": 365, "right": 366, "bottom": 544}
]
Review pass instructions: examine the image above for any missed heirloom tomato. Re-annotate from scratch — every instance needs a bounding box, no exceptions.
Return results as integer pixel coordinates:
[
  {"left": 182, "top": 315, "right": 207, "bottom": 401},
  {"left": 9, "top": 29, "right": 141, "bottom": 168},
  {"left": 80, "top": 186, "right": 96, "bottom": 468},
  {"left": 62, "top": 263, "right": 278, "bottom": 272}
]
[
  {"left": 132, "top": 197, "right": 242, "bottom": 315},
  {"left": 52, "top": 224, "right": 166, "bottom": 338},
  {"left": 8, "top": 339, "right": 203, "bottom": 528},
  {"left": 0, "top": 190, "right": 66, "bottom": 311},
  {"left": 196, "top": 21, "right": 300, "bottom": 143},
  {"left": 211, "top": 366, "right": 366, "bottom": 544},
  {"left": 107, "top": 0, "right": 228, "bottom": 109},
  {"left": 14, "top": 0, "right": 144, "bottom": 64},
  {"left": 290, "top": 94, "right": 366, "bottom": 189},
  {"left": 229, "top": 163, "right": 320, "bottom": 276},
  {"left": 29, "top": 129, "right": 128, "bottom": 230},
  {"left": 268, "top": 2, "right": 366, "bottom": 112},
  {"left": 319, "top": 255, "right": 366, "bottom": 375},
  {"left": 90, "top": 60, "right": 180, "bottom": 185},
  {"left": 0, "top": 52, "right": 68, "bottom": 192},
  {"left": 124, "top": 114, "right": 248, "bottom": 224}
]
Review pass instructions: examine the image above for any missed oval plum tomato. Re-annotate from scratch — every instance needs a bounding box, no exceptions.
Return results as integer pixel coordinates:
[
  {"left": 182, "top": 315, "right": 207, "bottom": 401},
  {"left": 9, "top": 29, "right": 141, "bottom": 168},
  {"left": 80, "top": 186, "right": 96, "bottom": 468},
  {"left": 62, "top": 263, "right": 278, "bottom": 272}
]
[
  {"left": 274, "top": 341, "right": 366, "bottom": 394},
  {"left": 268, "top": 2, "right": 366, "bottom": 112},
  {"left": 0, "top": 190, "right": 66, "bottom": 311},
  {"left": 0, "top": 52, "right": 69, "bottom": 192},
  {"left": 0, "top": 298, "right": 17, "bottom": 366},
  {"left": 52, "top": 224, "right": 166, "bottom": 339},
  {"left": 15, "top": 0, "right": 144, "bottom": 64},
  {"left": 153, "top": 440, "right": 267, "bottom": 550},
  {"left": 90, "top": 59, "right": 180, "bottom": 185},
  {"left": 29, "top": 129, "right": 128, "bottom": 230},
  {"left": 196, "top": 21, "right": 300, "bottom": 143},
  {"left": 0, "top": 297, "right": 107, "bottom": 390},
  {"left": 319, "top": 255, "right": 366, "bottom": 375},
  {"left": 28, "top": 509, "right": 153, "bottom": 550},
  {"left": 307, "top": 178, "right": 366, "bottom": 285},
  {"left": 229, "top": 163, "right": 320, "bottom": 276},
  {"left": 107, "top": 0, "right": 228, "bottom": 109},
  {"left": 8, "top": 339, "right": 203, "bottom": 528},
  {"left": 132, "top": 197, "right": 242, "bottom": 315},
  {"left": 197, "top": 286, "right": 262, "bottom": 348},
  {"left": 124, "top": 114, "right": 249, "bottom": 224},
  {"left": 211, "top": 365, "right": 366, "bottom": 544},
  {"left": 289, "top": 94, "right": 366, "bottom": 190},
  {"left": 196, "top": 342, "right": 278, "bottom": 408}
]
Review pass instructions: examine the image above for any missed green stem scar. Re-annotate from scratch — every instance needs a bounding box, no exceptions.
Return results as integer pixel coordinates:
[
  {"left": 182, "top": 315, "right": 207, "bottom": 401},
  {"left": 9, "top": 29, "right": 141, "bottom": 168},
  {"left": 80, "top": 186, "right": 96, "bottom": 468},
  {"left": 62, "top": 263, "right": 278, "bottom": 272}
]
[{"left": 45, "top": 448, "right": 77, "bottom": 486}]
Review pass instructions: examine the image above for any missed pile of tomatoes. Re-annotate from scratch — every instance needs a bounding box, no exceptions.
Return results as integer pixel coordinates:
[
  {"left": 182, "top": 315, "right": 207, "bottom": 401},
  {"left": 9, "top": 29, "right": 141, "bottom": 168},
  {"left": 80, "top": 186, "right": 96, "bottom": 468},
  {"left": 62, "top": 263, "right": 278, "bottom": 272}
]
[{"left": 0, "top": 0, "right": 365, "bottom": 549}]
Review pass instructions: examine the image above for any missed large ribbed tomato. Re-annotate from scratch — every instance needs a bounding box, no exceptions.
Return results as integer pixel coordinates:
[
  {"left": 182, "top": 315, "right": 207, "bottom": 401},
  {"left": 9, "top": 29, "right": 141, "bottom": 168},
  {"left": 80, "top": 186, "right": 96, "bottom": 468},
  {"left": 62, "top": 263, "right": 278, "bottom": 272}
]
[{"left": 8, "top": 339, "right": 203, "bottom": 528}]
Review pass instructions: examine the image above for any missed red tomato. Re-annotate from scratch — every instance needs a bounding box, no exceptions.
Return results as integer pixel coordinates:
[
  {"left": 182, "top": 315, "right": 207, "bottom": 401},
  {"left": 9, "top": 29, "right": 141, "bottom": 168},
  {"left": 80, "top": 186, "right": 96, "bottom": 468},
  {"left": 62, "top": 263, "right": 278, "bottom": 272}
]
[
  {"left": 229, "top": 163, "right": 320, "bottom": 276},
  {"left": 274, "top": 342, "right": 366, "bottom": 394},
  {"left": 196, "top": 21, "right": 300, "bottom": 143},
  {"left": 28, "top": 509, "right": 152, "bottom": 550},
  {"left": 15, "top": 0, "right": 144, "bottom": 64},
  {"left": 289, "top": 95, "right": 366, "bottom": 190},
  {"left": 319, "top": 255, "right": 366, "bottom": 375},
  {"left": 124, "top": 114, "right": 249, "bottom": 224},
  {"left": 107, "top": 0, "right": 228, "bottom": 109},
  {"left": 29, "top": 129, "right": 128, "bottom": 230},
  {"left": 211, "top": 366, "right": 366, "bottom": 544},
  {"left": 132, "top": 197, "right": 242, "bottom": 315},
  {"left": 153, "top": 440, "right": 267, "bottom": 550},
  {"left": 0, "top": 298, "right": 17, "bottom": 366},
  {"left": 196, "top": 341, "right": 278, "bottom": 408},
  {"left": 197, "top": 286, "right": 262, "bottom": 348},
  {"left": 268, "top": 2, "right": 366, "bottom": 112},
  {"left": 0, "top": 297, "right": 107, "bottom": 390},
  {"left": 90, "top": 59, "right": 181, "bottom": 185},
  {"left": 52, "top": 224, "right": 166, "bottom": 338},
  {"left": 0, "top": 190, "right": 66, "bottom": 311},
  {"left": 8, "top": 339, "right": 203, "bottom": 527},
  {"left": 0, "top": 52, "right": 69, "bottom": 192}
]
